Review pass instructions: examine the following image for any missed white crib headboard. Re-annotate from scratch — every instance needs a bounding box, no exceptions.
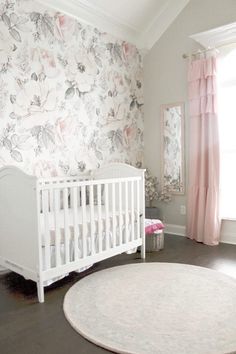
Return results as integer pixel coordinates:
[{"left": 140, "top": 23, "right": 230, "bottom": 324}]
[
  {"left": 0, "top": 166, "right": 39, "bottom": 272},
  {"left": 91, "top": 163, "right": 145, "bottom": 179}
]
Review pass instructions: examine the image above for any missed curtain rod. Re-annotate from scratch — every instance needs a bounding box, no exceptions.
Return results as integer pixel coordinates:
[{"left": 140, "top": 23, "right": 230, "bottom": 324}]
[
  {"left": 182, "top": 42, "right": 236, "bottom": 59},
  {"left": 182, "top": 47, "right": 218, "bottom": 59}
]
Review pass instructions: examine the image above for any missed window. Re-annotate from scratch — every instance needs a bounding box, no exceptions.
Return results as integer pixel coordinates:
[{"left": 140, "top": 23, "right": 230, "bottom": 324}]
[{"left": 218, "top": 46, "right": 236, "bottom": 219}]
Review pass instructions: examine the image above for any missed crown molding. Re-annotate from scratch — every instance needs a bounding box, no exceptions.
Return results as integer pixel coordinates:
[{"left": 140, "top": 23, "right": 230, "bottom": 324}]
[
  {"left": 37, "top": 0, "right": 189, "bottom": 51},
  {"left": 37, "top": 0, "right": 144, "bottom": 48},
  {"left": 190, "top": 22, "right": 236, "bottom": 49},
  {"left": 76, "top": 0, "right": 141, "bottom": 33},
  {"left": 141, "top": 0, "right": 190, "bottom": 50}
]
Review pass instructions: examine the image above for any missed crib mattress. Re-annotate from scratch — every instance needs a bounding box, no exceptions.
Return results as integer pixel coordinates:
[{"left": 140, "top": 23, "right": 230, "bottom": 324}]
[
  {"left": 41, "top": 206, "right": 138, "bottom": 282},
  {"left": 40, "top": 205, "right": 137, "bottom": 246}
]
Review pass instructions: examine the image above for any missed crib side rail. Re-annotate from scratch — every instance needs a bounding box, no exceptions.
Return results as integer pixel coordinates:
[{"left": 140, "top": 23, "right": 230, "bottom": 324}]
[{"left": 37, "top": 175, "right": 143, "bottom": 280}]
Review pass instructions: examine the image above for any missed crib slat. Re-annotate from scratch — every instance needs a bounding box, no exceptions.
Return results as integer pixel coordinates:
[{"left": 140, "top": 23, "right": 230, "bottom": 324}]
[
  {"left": 125, "top": 180, "right": 129, "bottom": 243},
  {"left": 118, "top": 181, "right": 122, "bottom": 246},
  {"left": 97, "top": 184, "right": 103, "bottom": 252},
  {"left": 136, "top": 180, "right": 140, "bottom": 240},
  {"left": 89, "top": 185, "right": 95, "bottom": 255},
  {"left": 42, "top": 190, "right": 51, "bottom": 270},
  {"left": 104, "top": 184, "right": 109, "bottom": 250},
  {"left": 54, "top": 189, "right": 61, "bottom": 267},
  {"left": 81, "top": 185, "right": 87, "bottom": 258},
  {"left": 131, "top": 180, "right": 134, "bottom": 242},
  {"left": 112, "top": 182, "right": 116, "bottom": 248},
  {"left": 63, "top": 187, "right": 70, "bottom": 264},
  {"left": 72, "top": 187, "right": 79, "bottom": 261},
  {"left": 49, "top": 189, "right": 54, "bottom": 213}
]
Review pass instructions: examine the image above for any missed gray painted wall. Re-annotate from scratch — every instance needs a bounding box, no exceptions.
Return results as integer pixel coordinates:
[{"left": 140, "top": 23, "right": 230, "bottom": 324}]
[{"left": 144, "top": 0, "right": 236, "bottom": 227}]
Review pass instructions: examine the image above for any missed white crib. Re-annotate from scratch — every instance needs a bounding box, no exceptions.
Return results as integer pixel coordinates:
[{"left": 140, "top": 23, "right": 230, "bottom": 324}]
[{"left": 0, "top": 163, "right": 145, "bottom": 303}]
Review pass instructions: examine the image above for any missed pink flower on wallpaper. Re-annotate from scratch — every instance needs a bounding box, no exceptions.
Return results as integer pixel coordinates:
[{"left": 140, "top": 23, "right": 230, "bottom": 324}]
[
  {"left": 66, "top": 47, "right": 97, "bottom": 93},
  {"left": 55, "top": 116, "right": 78, "bottom": 144},
  {"left": 122, "top": 42, "right": 138, "bottom": 64},
  {"left": 123, "top": 124, "right": 137, "bottom": 147},
  {"left": 33, "top": 159, "right": 58, "bottom": 177},
  {"left": 54, "top": 14, "right": 76, "bottom": 42},
  {"left": 31, "top": 48, "right": 59, "bottom": 78},
  {"left": 13, "top": 80, "right": 57, "bottom": 128}
]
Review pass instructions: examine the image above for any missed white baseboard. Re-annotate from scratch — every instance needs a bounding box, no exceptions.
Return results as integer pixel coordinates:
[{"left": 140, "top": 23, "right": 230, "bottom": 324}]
[
  {"left": 220, "top": 232, "right": 236, "bottom": 245},
  {"left": 165, "top": 223, "right": 236, "bottom": 245},
  {"left": 165, "top": 224, "right": 186, "bottom": 237}
]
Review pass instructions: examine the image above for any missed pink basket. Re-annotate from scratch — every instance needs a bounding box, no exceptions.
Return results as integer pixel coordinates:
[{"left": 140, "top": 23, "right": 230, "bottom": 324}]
[
  {"left": 145, "top": 219, "right": 165, "bottom": 251},
  {"left": 145, "top": 219, "right": 164, "bottom": 235}
]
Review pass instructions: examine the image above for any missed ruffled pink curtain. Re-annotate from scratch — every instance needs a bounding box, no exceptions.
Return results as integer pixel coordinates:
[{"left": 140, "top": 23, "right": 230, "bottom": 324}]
[{"left": 186, "top": 56, "right": 221, "bottom": 245}]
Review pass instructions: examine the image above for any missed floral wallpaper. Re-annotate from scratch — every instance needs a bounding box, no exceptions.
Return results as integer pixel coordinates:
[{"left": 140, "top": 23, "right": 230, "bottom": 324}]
[{"left": 0, "top": 0, "right": 144, "bottom": 177}]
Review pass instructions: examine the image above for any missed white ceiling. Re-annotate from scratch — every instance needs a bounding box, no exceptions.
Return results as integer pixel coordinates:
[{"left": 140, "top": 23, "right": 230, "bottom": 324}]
[
  {"left": 38, "top": 0, "right": 190, "bottom": 50},
  {"left": 191, "top": 22, "right": 236, "bottom": 49}
]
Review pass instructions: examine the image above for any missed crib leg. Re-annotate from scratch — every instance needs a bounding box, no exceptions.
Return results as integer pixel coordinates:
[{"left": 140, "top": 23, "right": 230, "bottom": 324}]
[
  {"left": 141, "top": 239, "right": 146, "bottom": 260},
  {"left": 37, "top": 280, "right": 45, "bottom": 303}
]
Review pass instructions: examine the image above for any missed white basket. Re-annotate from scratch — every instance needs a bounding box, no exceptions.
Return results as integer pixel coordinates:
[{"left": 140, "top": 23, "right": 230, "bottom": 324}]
[{"left": 146, "top": 231, "right": 164, "bottom": 252}]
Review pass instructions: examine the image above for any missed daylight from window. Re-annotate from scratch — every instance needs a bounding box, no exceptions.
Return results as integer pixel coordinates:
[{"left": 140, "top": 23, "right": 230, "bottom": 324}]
[{"left": 218, "top": 47, "right": 236, "bottom": 219}]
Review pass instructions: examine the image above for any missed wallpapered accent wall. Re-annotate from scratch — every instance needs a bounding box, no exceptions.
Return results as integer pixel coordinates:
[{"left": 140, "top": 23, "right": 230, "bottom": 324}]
[{"left": 0, "top": 0, "right": 144, "bottom": 176}]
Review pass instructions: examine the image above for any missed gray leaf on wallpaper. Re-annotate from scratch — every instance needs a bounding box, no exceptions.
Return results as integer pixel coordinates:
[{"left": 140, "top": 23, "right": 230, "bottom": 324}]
[
  {"left": 15, "top": 21, "right": 30, "bottom": 32},
  {"left": 41, "top": 129, "right": 55, "bottom": 148},
  {"left": 10, "top": 149, "right": 23, "bottom": 162},
  {"left": 94, "top": 56, "right": 102, "bottom": 68},
  {"left": 30, "top": 12, "right": 40, "bottom": 22},
  {"left": 65, "top": 87, "right": 75, "bottom": 99},
  {"left": 3, "top": 138, "right": 12, "bottom": 150},
  {"left": 31, "top": 73, "right": 38, "bottom": 81},
  {"left": 38, "top": 72, "right": 46, "bottom": 82},
  {"left": 10, "top": 95, "right": 16, "bottom": 104},
  {"left": 31, "top": 126, "right": 41, "bottom": 136},
  {"left": 0, "top": 0, "right": 144, "bottom": 176},
  {"left": 11, "top": 134, "right": 20, "bottom": 147},
  {"left": 9, "top": 112, "right": 18, "bottom": 119},
  {"left": 41, "top": 15, "right": 54, "bottom": 37},
  {"left": 10, "top": 13, "right": 20, "bottom": 24},
  {"left": 80, "top": 29, "right": 85, "bottom": 40},
  {"left": 30, "top": 125, "right": 55, "bottom": 149},
  {"left": 41, "top": 132, "right": 52, "bottom": 148},
  {"left": 2, "top": 13, "right": 11, "bottom": 27},
  {"left": 130, "top": 98, "right": 136, "bottom": 111},
  {"left": 95, "top": 150, "right": 103, "bottom": 161},
  {"left": 9, "top": 28, "right": 21, "bottom": 42}
]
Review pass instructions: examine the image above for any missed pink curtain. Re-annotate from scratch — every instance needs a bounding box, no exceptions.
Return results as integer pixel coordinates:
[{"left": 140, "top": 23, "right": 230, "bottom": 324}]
[{"left": 186, "top": 56, "right": 221, "bottom": 245}]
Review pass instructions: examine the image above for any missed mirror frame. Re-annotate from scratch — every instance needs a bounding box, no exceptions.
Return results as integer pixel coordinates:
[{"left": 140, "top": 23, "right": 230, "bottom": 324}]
[{"left": 160, "top": 102, "right": 185, "bottom": 195}]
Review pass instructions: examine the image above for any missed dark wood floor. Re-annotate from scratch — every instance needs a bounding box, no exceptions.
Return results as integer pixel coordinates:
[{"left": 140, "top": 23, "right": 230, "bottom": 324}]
[{"left": 1, "top": 234, "right": 236, "bottom": 354}]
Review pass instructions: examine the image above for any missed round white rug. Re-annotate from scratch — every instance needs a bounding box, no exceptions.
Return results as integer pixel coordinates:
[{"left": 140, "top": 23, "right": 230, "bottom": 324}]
[{"left": 63, "top": 263, "right": 236, "bottom": 354}]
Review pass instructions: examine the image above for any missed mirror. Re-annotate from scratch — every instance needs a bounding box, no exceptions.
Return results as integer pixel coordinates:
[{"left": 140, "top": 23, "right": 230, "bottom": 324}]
[{"left": 160, "top": 102, "right": 185, "bottom": 194}]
